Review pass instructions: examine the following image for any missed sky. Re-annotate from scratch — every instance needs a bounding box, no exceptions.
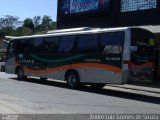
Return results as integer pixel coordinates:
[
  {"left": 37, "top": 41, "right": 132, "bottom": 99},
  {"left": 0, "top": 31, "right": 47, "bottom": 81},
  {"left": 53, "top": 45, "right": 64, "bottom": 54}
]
[{"left": 0, "top": 0, "right": 57, "bottom": 21}]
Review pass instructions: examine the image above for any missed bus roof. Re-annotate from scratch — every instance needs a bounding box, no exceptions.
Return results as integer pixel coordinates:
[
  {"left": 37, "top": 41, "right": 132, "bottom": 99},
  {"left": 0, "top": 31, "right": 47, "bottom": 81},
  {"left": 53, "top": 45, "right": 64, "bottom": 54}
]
[
  {"left": 47, "top": 27, "right": 94, "bottom": 34},
  {"left": 9, "top": 27, "right": 151, "bottom": 40}
]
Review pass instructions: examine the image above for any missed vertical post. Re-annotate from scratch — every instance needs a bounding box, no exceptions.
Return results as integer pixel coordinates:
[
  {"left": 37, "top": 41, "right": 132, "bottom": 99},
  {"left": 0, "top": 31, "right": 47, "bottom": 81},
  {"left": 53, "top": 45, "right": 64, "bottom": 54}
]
[{"left": 158, "top": 40, "right": 160, "bottom": 82}]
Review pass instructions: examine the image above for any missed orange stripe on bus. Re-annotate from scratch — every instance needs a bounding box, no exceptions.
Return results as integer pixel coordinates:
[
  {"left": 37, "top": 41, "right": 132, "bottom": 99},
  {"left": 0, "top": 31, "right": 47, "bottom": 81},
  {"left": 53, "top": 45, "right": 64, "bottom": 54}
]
[
  {"left": 16, "top": 62, "right": 122, "bottom": 74},
  {"left": 131, "top": 62, "right": 153, "bottom": 68}
]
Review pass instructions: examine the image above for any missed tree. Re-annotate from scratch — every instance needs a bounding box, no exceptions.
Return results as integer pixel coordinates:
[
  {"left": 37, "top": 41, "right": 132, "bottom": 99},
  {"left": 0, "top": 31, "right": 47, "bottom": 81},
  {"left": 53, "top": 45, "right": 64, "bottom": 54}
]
[
  {"left": 21, "top": 27, "right": 33, "bottom": 36},
  {"left": 33, "top": 16, "right": 41, "bottom": 28},
  {"left": 0, "top": 15, "right": 21, "bottom": 36},
  {"left": 0, "top": 15, "right": 56, "bottom": 36},
  {"left": 0, "top": 15, "right": 21, "bottom": 28},
  {"left": 0, "top": 31, "right": 5, "bottom": 39},
  {"left": 0, "top": 26, "right": 15, "bottom": 36},
  {"left": 50, "top": 22, "right": 57, "bottom": 30},
  {"left": 23, "top": 18, "right": 34, "bottom": 30},
  {"left": 41, "top": 15, "right": 53, "bottom": 31},
  {"left": 16, "top": 26, "right": 33, "bottom": 36}
]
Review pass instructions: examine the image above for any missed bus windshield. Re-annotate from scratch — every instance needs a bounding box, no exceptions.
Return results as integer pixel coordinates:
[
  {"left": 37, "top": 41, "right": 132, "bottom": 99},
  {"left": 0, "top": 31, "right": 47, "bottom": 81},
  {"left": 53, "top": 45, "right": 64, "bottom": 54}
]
[
  {"left": 131, "top": 28, "right": 154, "bottom": 64},
  {"left": 130, "top": 28, "right": 155, "bottom": 80}
]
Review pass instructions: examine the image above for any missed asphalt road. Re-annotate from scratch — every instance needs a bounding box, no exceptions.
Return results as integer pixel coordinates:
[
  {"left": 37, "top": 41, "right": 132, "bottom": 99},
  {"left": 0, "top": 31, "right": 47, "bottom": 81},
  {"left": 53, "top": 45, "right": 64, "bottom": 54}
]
[{"left": 0, "top": 72, "right": 160, "bottom": 114}]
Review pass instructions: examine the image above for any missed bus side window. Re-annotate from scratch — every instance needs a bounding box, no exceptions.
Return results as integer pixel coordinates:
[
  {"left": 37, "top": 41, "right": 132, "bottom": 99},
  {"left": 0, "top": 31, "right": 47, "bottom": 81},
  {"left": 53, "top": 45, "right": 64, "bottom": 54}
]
[
  {"left": 77, "top": 34, "right": 98, "bottom": 53},
  {"left": 59, "top": 36, "right": 76, "bottom": 53},
  {"left": 16, "top": 39, "right": 30, "bottom": 54},
  {"left": 30, "top": 38, "right": 44, "bottom": 54},
  {"left": 43, "top": 37, "right": 59, "bottom": 53},
  {"left": 99, "top": 32, "right": 124, "bottom": 54}
]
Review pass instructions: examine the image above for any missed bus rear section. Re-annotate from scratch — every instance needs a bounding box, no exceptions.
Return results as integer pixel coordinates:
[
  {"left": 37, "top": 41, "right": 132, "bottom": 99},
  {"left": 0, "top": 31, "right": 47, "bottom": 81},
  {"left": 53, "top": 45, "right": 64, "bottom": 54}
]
[{"left": 128, "top": 28, "right": 155, "bottom": 81}]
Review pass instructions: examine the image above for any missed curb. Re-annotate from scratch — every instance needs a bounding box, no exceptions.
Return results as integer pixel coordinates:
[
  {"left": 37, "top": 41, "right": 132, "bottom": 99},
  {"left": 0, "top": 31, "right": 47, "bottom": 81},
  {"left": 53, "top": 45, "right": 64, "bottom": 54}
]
[
  {"left": 105, "top": 85, "right": 160, "bottom": 98},
  {"left": 107, "top": 85, "right": 160, "bottom": 94}
]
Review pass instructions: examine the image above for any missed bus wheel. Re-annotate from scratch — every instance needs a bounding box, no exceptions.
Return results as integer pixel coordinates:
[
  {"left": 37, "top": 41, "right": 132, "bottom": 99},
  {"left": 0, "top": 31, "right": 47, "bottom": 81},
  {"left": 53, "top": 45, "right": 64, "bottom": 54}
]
[
  {"left": 66, "top": 71, "right": 80, "bottom": 89},
  {"left": 90, "top": 83, "right": 106, "bottom": 89},
  {"left": 17, "top": 68, "right": 27, "bottom": 80}
]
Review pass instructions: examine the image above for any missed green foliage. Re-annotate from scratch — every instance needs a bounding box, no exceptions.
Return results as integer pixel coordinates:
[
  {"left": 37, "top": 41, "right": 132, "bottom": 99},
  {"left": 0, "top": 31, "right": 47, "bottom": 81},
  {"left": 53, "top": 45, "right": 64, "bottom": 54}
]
[
  {"left": 41, "top": 15, "right": 53, "bottom": 31},
  {"left": 0, "top": 15, "right": 57, "bottom": 36},
  {"left": 0, "top": 15, "right": 22, "bottom": 28},
  {"left": 50, "top": 22, "right": 57, "bottom": 30},
  {"left": 0, "top": 26, "right": 15, "bottom": 36},
  {"left": 16, "top": 27, "right": 33, "bottom": 36},
  {"left": 33, "top": 16, "right": 41, "bottom": 29},
  {"left": 23, "top": 18, "right": 34, "bottom": 30}
]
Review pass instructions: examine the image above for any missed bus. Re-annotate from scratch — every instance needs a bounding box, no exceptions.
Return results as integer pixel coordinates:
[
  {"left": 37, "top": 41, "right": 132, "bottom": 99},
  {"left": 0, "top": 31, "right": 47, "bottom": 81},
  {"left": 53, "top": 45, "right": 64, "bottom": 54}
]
[{"left": 5, "top": 27, "right": 155, "bottom": 89}]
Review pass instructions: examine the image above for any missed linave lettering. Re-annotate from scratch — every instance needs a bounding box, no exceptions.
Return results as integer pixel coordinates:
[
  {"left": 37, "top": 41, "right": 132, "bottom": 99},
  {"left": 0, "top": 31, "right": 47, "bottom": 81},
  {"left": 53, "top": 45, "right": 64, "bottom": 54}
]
[{"left": 19, "top": 59, "right": 34, "bottom": 64}]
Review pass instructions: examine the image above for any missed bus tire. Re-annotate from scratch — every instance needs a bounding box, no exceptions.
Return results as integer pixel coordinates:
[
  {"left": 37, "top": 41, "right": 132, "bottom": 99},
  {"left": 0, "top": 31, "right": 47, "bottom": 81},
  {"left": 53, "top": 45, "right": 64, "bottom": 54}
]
[
  {"left": 17, "top": 68, "right": 27, "bottom": 80},
  {"left": 66, "top": 71, "right": 80, "bottom": 89},
  {"left": 90, "top": 83, "right": 106, "bottom": 89}
]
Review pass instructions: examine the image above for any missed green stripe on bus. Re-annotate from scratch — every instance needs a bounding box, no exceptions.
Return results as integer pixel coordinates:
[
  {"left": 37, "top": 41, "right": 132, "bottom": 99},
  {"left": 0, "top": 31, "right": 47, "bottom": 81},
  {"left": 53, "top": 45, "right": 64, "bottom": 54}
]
[
  {"left": 31, "top": 54, "right": 85, "bottom": 63},
  {"left": 132, "top": 53, "right": 152, "bottom": 59}
]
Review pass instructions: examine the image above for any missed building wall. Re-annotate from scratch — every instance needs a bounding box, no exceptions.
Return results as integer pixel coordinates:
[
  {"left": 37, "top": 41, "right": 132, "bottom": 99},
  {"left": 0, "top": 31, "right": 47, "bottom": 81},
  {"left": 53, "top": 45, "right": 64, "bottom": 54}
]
[{"left": 57, "top": 0, "right": 160, "bottom": 29}]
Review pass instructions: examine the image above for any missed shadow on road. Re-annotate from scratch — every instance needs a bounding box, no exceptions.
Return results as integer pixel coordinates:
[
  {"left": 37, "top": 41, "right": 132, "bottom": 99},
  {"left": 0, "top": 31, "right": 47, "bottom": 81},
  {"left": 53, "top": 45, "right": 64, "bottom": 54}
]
[{"left": 10, "top": 77, "right": 160, "bottom": 105}]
